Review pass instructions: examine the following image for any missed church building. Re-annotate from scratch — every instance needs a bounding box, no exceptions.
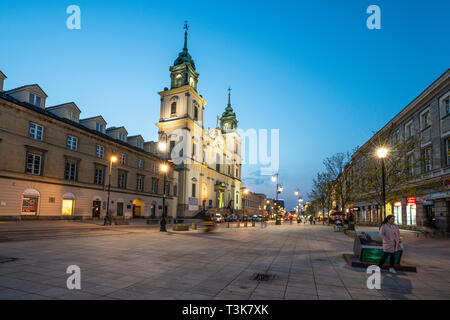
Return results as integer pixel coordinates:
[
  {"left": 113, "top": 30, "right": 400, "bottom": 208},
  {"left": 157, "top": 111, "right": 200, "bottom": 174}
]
[{"left": 155, "top": 26, "right": 243, "bottom": 217}]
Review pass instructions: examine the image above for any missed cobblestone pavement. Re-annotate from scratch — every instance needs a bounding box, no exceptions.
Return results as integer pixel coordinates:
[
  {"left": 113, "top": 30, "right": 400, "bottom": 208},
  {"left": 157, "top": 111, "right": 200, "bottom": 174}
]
[{"left": 0, "top": 221, "right": 449, "bottom": 300}]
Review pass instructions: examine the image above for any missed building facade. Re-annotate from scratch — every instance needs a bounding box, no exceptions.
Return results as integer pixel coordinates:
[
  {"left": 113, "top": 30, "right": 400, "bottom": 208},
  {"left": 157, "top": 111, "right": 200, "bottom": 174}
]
[
  {"left": 241, "top": 189, "right": 267, "bottom": 217},
  {"left": 155, "top": 30, "right": 243, "bottom": 218},
  {"left": 0, "top": 79, "right": 178, "bottom": 220},
  {"left": 351, "top": 69, "right": 450, "bottom": 234}
]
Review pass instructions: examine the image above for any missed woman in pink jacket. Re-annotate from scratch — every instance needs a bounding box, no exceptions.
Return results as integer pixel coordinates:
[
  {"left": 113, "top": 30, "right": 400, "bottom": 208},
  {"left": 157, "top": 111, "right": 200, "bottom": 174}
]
[{"left": 378, "top": 214, "right": 401, "bottom": 273}]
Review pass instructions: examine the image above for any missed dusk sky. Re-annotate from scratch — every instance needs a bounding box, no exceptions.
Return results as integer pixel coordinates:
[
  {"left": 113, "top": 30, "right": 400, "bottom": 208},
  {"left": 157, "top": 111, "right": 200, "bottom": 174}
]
[{"left": 1, "top": 0, "right": 449, "bottom": 210}]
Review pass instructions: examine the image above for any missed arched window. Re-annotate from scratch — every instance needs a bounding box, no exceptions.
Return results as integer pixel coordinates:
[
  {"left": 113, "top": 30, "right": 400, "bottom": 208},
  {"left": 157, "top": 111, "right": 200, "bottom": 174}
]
[
  {"left": 216, "top": 153, "right": 220, "bottom": 172},
  {"left": 171, "top": 102, "right": 177, "bottom": 114},
  {"left": 194, "top": 105, "right": 198, "bottom": 120}
]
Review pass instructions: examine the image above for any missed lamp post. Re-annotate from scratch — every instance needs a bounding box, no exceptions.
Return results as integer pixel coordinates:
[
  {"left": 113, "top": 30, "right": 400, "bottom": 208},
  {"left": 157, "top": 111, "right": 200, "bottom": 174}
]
[
  {"left": 158, "top": 132, "right": 169, "bottom": 232},
  {"left": 376, "top": 147, "right": 388, "bottom": 223},
  {"left": 104, "top": 155, "right": 117, "bottom": 226}
]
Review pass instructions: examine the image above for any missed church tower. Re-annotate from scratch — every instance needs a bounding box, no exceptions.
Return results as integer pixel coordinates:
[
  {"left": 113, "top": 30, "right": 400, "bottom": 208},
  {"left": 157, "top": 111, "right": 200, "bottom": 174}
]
[
  {"left": 169, "top": 22, "right": 199, "bottom": 91},
  {"left": 220, "top": 88, "right": 238, "bottom": 133}
]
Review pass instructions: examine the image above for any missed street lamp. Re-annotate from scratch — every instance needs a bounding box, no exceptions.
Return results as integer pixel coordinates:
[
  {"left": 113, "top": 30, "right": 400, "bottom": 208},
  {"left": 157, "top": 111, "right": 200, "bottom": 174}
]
[
  {"left": 376, "top": 147, "right": 388, "bottom": 223},
  {"left": 104, "top": 155, "right": 118, "bottom": 226},
  {"left": 159, "top": 132, "right": 169, "bottom": 232}
]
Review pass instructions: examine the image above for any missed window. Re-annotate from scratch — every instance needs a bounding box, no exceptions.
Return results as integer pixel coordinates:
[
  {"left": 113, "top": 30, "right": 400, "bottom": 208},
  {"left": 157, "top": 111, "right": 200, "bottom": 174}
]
[
  {"left": 236, "top": 168, "right": 239, "bottom": 178},
  {"left": 192, "top": 143, "right": 196, "bottom": 157},
  {"left": 29, "top": 123, "right": 43, "bottom": 140},
  {"left": 192, "top": 183, "right": 196, "bottom": 198},
  {"left": 405, "top": 122, "right": 414, "bottom": 138},
  {"left": 96, "top": 145, "right": 104, "bottom": 158},
  {"left": 152, "top": 178, "right": 158, "bottom": 194},
  {"left": 424, "top": 147, "right": 432, "bottom": 172},
  {"left": 137, "top": 141, "right": 142, "bottom": 149},
  {"left": 152, "top": 163, "right": 157, "bottom": 173},
  {"left": 228, "top": 165, "right": 231, "bottom": 175},
  {"left": 169, "top": 140, "right": 175, "bottom": 159},
  {"left": 94, "top": 167, "right": 104, "bottom": 185},
  {"left": 26, "top": 153, "right": 42, "bottom": 175},
  {"left": 95, "top": 123, "right": 104, "bottom": 133},
  {"left": 120, "top": 153, "right": 126, "bottom": 165},
  {"left": 137, "top": 176, "right": 144, "bottom": 191},
  {"left": 118, "top": 133, "right": 125, "bottom": 141},
  {"left": 421, "top": 110, "right": 431, "bottom": 129},
  {"left": 408, "top": 154, "right": 415, "bottom": 176},
  {"left": 66, "top": 136, "right": 78, "bottom": 151},
  {"left": 393, "top": 130, "right": 400, "bottom": 143},
  {"left": 194, "top": 106, "right": 198, "bottom": 120},
  {"left": 393, "top": 203, "right": 402, "bottom": 225},
  {"left": 138, "top": 159, "right": 143, "bottom": 169},
  {"left": 202, "top": 151, "right": 205, "bottom": 163},
  {"left": 447, "top": 138, "right": 450, "bottom": 166},
  {"left": 165, "top": 182, "right": 170, "bottom": 196},
  {"left": 118, "top": 171, "right": 127, "bottom": 189},
  {"left": 174, "top": 184, "right": 177, "bottom": 196},
  {"left": 64, "top": 161, "right": 77, "bottom": 181},
  {"left": 29, "top": 93, "right": 41, "bottom": 107},
  {"left": 69, "top": 111, "right": 77, "bottom": 121},
  {"left": 216, "top": 154, "right": 220, "bottom": 172},
  {"left": 444, "top": 97, "right": 450, "bottom": 116},
  {"left": 171, "top": 102, "right": 177, "bottom": 114},
  {"left": 406, "top": 204, "right": 416, "bottom": 226}
]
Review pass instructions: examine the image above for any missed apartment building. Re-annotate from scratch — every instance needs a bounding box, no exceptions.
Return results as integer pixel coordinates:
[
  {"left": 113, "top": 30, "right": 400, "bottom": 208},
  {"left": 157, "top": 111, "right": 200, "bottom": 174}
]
[
  {"left": 0, "top": 73, "right": 178, "bottom": 220},
  {"left": 351, "top": 69, "right": 450, "bottom": 234}
]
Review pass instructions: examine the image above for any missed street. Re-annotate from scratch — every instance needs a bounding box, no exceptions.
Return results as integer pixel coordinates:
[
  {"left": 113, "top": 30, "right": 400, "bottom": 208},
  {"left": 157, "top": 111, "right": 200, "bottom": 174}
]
[{"left": 0, "top": 221, "right": 449, "bottom": 300}]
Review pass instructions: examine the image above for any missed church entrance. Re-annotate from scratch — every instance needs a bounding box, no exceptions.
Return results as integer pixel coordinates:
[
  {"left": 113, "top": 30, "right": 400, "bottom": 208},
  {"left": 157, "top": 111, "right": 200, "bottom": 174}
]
[{"left": 216, "top": 183, "right": 225, "bottom": 208}]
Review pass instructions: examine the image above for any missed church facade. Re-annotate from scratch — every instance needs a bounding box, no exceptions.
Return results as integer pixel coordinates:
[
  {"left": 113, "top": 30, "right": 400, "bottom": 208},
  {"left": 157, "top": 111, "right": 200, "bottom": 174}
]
[{"left": 155, "top": 29, "right": 243, "bottom": 218}]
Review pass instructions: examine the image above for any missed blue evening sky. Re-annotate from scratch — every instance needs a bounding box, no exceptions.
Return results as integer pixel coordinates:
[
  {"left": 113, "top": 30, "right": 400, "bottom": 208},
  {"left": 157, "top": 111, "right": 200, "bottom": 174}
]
[{"left": 1, "top": 0, "right": 449, "bottom": 210}]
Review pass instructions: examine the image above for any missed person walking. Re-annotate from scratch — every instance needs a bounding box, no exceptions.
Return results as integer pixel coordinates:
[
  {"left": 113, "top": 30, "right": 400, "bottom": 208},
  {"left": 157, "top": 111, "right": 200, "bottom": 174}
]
[{"left": 378, "top": 215, "right": 401, "bottom": 274}]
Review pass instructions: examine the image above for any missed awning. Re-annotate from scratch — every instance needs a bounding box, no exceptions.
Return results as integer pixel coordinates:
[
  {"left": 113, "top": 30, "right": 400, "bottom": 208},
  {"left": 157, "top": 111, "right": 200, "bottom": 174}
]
[{"left": 330, "top": 211, "right": 344, "bottom": 216}]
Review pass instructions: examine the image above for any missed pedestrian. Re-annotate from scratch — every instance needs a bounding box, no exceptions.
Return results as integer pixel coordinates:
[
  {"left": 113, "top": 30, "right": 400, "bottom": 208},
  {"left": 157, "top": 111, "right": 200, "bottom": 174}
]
[{"left": 378, "top": 215, "right": 401, "bottom": 274}]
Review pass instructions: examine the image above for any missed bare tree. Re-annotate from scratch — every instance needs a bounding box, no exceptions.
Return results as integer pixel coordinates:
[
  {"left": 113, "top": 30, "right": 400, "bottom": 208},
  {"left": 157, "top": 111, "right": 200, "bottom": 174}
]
[{"left": 323, "top": 152, "right": 353, "bottom": 212}]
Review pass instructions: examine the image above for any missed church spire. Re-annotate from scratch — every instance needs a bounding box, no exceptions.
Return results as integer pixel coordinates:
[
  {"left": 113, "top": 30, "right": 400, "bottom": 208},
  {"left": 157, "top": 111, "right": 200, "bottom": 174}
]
[
  {"left": 227, "top": 86, "right": 231, "bottom": 107},
  {"left": 183, "top": 20, "right": 189, "bottom": 52},
  {"left": 170, "top": 21, "right": 199, "bottom": 90}
]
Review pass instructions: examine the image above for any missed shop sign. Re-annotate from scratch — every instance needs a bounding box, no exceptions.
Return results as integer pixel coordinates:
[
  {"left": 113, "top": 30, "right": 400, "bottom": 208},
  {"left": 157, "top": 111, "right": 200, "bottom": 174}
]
[
  {"left": 422, "top": 200, "right": 435, "bottom": 206},
  {"left": 406, "top": 197, "right": 416, "bottom": 205},
  {"left": 394, "top": 202, "right": 402, "bottom": 207}
]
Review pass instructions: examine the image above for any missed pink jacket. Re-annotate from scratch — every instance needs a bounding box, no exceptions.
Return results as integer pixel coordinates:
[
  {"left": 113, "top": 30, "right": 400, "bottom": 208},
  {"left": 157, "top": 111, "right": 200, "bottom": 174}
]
[{"left": 379, "top": 224, "right": 401, "bottom": 253}]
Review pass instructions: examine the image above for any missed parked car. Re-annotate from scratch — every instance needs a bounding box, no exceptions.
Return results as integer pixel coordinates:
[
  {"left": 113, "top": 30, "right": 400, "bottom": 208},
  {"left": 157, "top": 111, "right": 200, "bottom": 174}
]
[
  {"left": 225, "top": 214, "right": 238, "bottom": 222},
  {"left": 256, "top": 215, "right": 263, "bottom": 221},
  {"left": 214, "top": 214, "right": 224, "bottom": 223},
  {"left": 243, "top": 215, "right": 249, "bottom": 221},
  {"left": 251, "top": 215, "right": 258, "bottom": 221}
]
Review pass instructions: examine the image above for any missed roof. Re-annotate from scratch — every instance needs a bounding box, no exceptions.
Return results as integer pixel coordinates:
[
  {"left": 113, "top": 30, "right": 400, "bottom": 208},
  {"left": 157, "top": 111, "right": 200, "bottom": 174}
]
[
  {"left": 46, "top": 102, "right": 81, "bottom": 113},
  {"left": 79, "top": 115, "right": 107, "bottom": 123},
  {"left": 127, "top": 135, "right": 144, "bottom": 140},
  {"left": 0, "top": 71, "right": 6, "bottom": 79},
  {"left": 3, "top": 84, "right": 48, "bottom": 98}
]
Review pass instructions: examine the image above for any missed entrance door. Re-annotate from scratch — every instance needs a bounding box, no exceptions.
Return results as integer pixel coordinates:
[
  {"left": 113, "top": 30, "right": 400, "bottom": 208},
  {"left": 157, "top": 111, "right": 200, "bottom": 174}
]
[
  {"left": 132, "top": 205, "right": 141, "bottom": 217},
  {"left": 117, "top": 202, "right": 124, "bottom": 217},
  {"left": 92, "top": 201, "right": 101, "bottom": 218}
]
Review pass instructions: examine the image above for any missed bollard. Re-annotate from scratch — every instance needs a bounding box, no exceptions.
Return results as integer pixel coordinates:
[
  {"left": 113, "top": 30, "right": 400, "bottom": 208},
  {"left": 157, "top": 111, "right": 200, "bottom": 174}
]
[
  {"left": 244, "top": 221, "right": 248, "bottom": 227},
  {"left": 252, "top": 221, "right": 255, "bottom": 227},
  {"left": 237, "top": 221, "right": 240, "bottom": 228},
  {"left": 226, "top": 222, "right": 230, "bottom": 228},
  {"left": 192, "top": 223, "right": 197, "bottom": 230}
]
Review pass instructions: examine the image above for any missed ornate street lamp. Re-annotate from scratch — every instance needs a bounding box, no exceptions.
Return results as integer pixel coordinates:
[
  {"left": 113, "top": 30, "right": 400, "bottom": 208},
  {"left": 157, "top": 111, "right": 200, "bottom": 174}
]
[
  {"left": 104, "top": 155, "right": 117, "bottom": 226},
  {"left": 376, "top": 147, "right": 388, "bottom": 222},
  {"left": 159, "top": 132, "right": 169, "bottom": 232}
]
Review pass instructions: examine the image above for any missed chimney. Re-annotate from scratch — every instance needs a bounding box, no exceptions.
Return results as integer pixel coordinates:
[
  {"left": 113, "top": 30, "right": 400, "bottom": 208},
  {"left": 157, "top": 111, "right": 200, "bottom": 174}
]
[{"left": 0, "top": 71, "right": 6, "bottom": 92}]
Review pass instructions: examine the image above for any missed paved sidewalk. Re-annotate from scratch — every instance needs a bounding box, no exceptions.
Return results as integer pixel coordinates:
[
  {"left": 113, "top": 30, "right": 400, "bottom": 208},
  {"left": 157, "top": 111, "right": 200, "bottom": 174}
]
[{"left": 0, "top": 222, "right": 449, "bottom": 300}]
